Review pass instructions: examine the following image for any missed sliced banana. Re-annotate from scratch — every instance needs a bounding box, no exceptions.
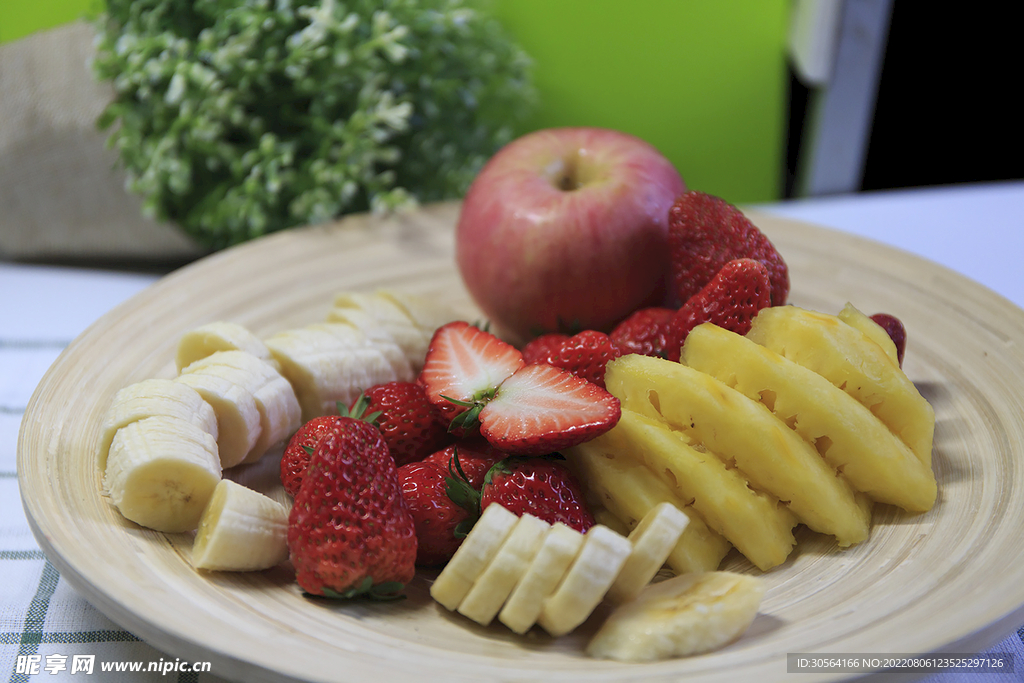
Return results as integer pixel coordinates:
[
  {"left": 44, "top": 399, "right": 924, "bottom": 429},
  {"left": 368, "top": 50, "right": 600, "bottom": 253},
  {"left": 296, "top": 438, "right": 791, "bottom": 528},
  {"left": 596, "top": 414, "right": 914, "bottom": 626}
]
[
  {"left": 314, "top": 321, "right": 413, "bottom": 383},
  {"left": 606, "top": 502, "right": 690, "bottom": 605},
  {"left": 192, "top": 479, "right": 289, "bottom": 572},
  {"left": 586, "top": 571, "right": 766, "bottom": 662},
  {"left": 103, "top": 416, "right": 221, "bottom": 533},
  {"left": 265, "top": 324, "right": 399, "bottom": 422},
  {"left": 325, "top": 305, "right": 421, "bottom": 377},
  {"left": 498, "top": 522, "right": 585, "bottom": 635},
  {"left": 457, "top": 513, "right": 549, "bottom": 626},
  {"left": 176, "top": 361, "right": 263, "bottom": 469},
  {"left": 375, "top": 289, "right": 463, "bottom": 334},
  {"left": 537, "top": 524, "right": 633, "bottom": 637},
  {"left": 98, "top": 379, "right": 218, "bottom": 470},
  {"left": 175, "top": 321, "right": 280, "bottom": 374},
  {"left": 430, "top": 503, "right": 518, "bottom": 611},
  {"left": 180, "top": 351, "right": 301, "bottom": 465}
]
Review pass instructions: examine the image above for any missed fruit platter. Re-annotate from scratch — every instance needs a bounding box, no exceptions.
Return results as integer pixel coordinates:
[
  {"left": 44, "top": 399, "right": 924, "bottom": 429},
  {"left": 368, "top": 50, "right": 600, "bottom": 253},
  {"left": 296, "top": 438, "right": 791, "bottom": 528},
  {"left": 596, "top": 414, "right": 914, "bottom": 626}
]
[{"left": 18, "top": 156, "right": 1024, "bottom": 680}]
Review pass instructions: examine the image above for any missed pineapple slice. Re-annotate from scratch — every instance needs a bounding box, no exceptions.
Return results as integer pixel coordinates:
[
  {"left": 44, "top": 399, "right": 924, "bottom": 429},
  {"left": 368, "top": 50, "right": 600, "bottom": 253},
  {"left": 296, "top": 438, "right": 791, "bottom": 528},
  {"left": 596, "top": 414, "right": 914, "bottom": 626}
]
[
  {"left": 569, "top": 409, "right": 797, "bottom": 571},
  {"left": 605, "top": 355, "right": 872, "bottom": 548},
  {"left": 837, "top": 303, "right": 901, "bottom": 367},
  {"left": 565, "top": 438, "right": 733, "bottom": 574},
  {"left": 746, "top": 306, "right": 934, "bottom": 467},
  {"left": 683, "top": 323, "right": 937, "bottom": 512}
]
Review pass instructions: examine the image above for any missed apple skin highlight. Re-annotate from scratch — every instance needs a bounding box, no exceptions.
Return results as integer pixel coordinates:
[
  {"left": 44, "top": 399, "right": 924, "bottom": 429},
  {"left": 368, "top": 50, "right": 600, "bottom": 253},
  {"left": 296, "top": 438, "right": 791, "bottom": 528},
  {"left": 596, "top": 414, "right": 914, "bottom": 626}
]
[{"left": 456, "top": 128, "right": 686, "bottom": 342}]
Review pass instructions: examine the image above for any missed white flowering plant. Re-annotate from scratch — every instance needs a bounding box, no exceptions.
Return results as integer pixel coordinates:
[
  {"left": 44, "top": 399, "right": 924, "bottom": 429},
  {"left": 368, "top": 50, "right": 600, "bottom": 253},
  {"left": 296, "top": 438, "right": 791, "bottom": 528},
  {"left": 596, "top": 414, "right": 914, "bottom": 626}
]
[{"left": 93, "top": 0, "right": 535, "bottom": 249}]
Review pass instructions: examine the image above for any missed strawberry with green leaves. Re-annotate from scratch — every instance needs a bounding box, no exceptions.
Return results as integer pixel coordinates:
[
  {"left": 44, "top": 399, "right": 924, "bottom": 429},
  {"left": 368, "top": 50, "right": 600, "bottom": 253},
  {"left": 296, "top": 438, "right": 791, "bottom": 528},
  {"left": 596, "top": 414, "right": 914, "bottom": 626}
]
[
  {"left": 287, "top": 418, "right": 417, "bottom": 599},
  {"left": 480, "top": 455, "right": 595, "bottom": 533},
  {"left": 419, "top": 321, "right": 620, "bottom": 455},
  {"left": 663, "top": 258, "right": 772, "bottom": 362},
  {"left": 666, "top": 191, "right": 789, "bottom": 308},
  {"left": 356, "top": 381, "right": 450, "bottom": 466}
]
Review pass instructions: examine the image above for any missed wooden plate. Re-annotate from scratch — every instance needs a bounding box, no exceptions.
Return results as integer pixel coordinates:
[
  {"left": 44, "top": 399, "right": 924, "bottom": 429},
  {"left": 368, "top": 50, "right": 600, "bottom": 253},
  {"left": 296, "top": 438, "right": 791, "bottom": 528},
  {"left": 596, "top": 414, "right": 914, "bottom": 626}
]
[{"left": 18, "top": 202, "right": 1024, "bottom": 682}]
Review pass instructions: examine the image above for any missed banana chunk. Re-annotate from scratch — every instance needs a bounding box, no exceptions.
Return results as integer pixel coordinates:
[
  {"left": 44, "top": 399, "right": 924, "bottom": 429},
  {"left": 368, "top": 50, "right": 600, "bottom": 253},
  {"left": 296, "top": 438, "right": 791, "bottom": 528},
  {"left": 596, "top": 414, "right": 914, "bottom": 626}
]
[
  {"left": 98, "top": 379, "right": 218, "bottom": 470},
  {"left": 587, "top": 571, "right": 765, "bottom": 662},
  {"left": 606, "top": 502, "right": 689, "bottom": 605},
  {"left": 180, "top": 351, "right": 301, "bottom": 465},
  {"left": 430, "top": 503, "right": 518, "bottom": 611},
  {"left": 103, "top": 416, "right": 221, "bottom": 533},
  {"left": 175, "top": 321, "right": 280, "bottom": 374},
  {"left": 458, "top": 513, "right": 549, "bottom": 626},
  {"left": 499, "top": 522, "right": 585, "bottom": 634},
  {"left": 192, "top": 480, "right": 289, "bottom": 572},
  {"left": 176, "top": 361, "right": 263, "bottom": 469},
  {"left": 537, "top": 525, "right": 633, "bottom": 637}
]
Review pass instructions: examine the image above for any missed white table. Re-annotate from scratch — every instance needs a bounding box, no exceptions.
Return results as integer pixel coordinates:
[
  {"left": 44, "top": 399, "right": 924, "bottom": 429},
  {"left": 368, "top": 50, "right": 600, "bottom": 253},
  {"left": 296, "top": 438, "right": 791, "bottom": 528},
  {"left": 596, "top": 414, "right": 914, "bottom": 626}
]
[{"left": 3, "top": 181, "right": 1022, "bottom": 681}]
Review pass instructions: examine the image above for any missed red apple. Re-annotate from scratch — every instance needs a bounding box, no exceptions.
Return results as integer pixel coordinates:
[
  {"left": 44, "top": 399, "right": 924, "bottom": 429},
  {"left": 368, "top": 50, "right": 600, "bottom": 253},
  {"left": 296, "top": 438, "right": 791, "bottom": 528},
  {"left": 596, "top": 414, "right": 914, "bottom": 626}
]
[{"left": 455, "top": 127, "right": 686, "bottom": 342}]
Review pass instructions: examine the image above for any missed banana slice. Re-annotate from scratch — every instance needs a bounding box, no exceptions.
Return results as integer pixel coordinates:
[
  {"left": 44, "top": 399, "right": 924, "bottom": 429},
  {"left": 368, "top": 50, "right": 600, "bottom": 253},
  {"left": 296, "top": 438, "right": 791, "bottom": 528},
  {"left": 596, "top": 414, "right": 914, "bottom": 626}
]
[
  {"left": 587, "top": 571, "right": 766, "bottom": 662},
  {"left": 376, "top": 290, "right": 463, "bottom": 334},
  {"left": 537, "top": 524, "right": 633, "bottom": 637},
  {"left": 325, "top": 305, "right": 420, "bottom": 377},
  {"left": 265, "top": 324, "right": 399, "bottom": 421},
  {"left": 457, "top": 513, "right": 549, "bottom": 626},
  {"left": 606, "top": 502, "right": 690, "bottom": 605},
  {"left": 176, "top": 364, "right": 262, "bottom": 469},
  {"left": 498, "top": 522, "right": 585, "bottom": 634},
  {"left": 98, "top": 379, "right": 218, "bottom": 470},
  {"left": 192, "top": 479, "right": 289, "bottom": 571},
  {"left": 180, "top": 351, "right": 301, "bottom": 465},
  {"left": 430, "top": 503, "right": 518, "bottom": 611},
  {"left": 315, "top": 320, "right": 413, "bottom": 383},
  {"left": 175, "top": 321, "right": 280, "bottom": 374},
  {"left": 103, "top": 416, "right": 221, "bottom": 533}
]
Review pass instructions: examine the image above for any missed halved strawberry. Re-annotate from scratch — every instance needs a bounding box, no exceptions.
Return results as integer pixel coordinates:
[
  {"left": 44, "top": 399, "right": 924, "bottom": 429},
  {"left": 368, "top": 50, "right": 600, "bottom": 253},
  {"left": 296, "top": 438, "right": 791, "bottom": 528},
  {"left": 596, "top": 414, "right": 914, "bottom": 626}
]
[
  {"left": 419, "top": 322, "right": 620, "bottom": 454},
  {"left": 478, "top": 363, "right": 620, "bottom": 455},
  {"left": 663, "top": 258, "right": 772, "bottom": 362},
  {"left": 418, "top": 321, "right": 524, "bottom": 422}
]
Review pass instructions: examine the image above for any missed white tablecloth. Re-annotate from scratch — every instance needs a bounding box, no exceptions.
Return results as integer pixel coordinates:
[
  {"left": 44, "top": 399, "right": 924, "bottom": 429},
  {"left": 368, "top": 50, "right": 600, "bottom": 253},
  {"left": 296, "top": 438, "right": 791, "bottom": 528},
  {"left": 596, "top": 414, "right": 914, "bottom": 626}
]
[{"left": 3, "top": 181, "right": 1022, "bottom": 681}]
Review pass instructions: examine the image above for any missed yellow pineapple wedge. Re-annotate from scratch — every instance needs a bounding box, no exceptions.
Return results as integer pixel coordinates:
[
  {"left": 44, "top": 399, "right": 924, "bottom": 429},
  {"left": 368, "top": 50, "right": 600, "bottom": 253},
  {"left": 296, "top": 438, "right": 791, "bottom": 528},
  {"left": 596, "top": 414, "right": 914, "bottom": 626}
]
[
  {"left": 605, "top": 355, "right": 872, "bottom": 548},
  {"left": 836, "top": 303, "right": 901, "bottom": 367},
  {"left": 746, "top": 306, "right": 934, "bottom": 467},
  {"left": 565, "top": 438, "right": 733, "bottom": 574},
  {"left": 682, "top": 323, "right": 937, "bottom": 512},
  {"left": 568, "top": 408, "right": 797, "bottom": 570}
]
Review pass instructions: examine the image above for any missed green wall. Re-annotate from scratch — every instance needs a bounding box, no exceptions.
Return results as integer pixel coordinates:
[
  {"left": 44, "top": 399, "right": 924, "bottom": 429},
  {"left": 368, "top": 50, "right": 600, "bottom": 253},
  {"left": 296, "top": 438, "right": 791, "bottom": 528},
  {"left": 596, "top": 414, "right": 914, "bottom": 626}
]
[{"left": 2, "top": 0, "right": 788, "bottom": 202}]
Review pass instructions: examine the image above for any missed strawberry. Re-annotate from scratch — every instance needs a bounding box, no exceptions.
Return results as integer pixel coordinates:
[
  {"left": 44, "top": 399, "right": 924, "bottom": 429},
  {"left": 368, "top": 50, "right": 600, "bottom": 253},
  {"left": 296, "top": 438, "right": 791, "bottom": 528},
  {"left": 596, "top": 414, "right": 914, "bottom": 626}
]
[
  {"left": 287, "top": 418, "right": 417, "bottom": 598},
  {"left": 663, "top": 258, "right": 772, "bottom": 362},
  {"left": 870, "top": 313, "right": 907, "bottom": 367},
  {"left": 480, "top": 456, "right": 595, "bottom": 533},
  {"left": 397, "top": 460, "right": 477, "bottom": 567},
  {"left": 609, "top": 307, "right": 676, "bottom": 358},
  {"left": 419, "top": 321, "right": 620, "bottom": 455},
  {"left": 421, "top": 439, "right": 505, "bottom": 489},
  {"left": 666, "top": 190, "right": 789, "bottom": 308},
  {"left": 520, "top": 330, "right": 622, "bottom": 387},
  {"left": 355, "top": 381, "right": 449, "bottom": 466},
  {"left": 280, "top": 415, "right": 344, "bottom": 497}
]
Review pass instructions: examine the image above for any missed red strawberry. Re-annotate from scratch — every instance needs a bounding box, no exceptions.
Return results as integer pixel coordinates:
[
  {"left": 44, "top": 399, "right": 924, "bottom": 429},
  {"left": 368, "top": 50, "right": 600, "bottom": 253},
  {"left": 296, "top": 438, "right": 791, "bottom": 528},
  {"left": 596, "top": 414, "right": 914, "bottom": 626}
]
[
  {"left": 287, "top": 418, "right": 417, "bottom": 598},
  {"left": 397, "top": 460, "right": 478, "bottom": 567},
  {"left": 355, "top": 381, "right": 449, "bottom": 466},
  {"left": 664, "top": 258, "right": 772, "bottom": 362},
  {"left": 478, "top": 363, "right": 620, "bottom": 454},
  {"left": 422, "top": 439, "right": 505, "bottom": 489},
  {"left": 609, "top": 307, "right": 676, "bottom": 358},
  {"left": 666, "top": 191, "right": 789, "bottom": 308},
  {"left": 419, "top": 322, "right": 620, "bottom": 454},
  {"left": 418, "top": 320, "right": 525, "bottom": 422},
  {"left": 521, "top": 330, "right": 622, "bottom": 387},
  {"left": 280, "top": 415, "right": 344, "bottom": 497},
  {"left": 521, "top": 333, "right": 570, "bottom": 365},
  {"left": 480, "top": 456, "right": 595, "bottom": 533},
  {"left": 870, "top": 313, "right": 907, "bottom": 367}
]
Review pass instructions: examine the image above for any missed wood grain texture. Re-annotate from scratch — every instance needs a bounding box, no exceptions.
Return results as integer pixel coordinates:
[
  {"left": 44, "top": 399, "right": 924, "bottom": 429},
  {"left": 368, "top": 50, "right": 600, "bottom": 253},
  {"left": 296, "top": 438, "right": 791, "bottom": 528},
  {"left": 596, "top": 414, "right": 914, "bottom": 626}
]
[{"left": 18, "top": 202, "right": 1024, "bottom": 682}]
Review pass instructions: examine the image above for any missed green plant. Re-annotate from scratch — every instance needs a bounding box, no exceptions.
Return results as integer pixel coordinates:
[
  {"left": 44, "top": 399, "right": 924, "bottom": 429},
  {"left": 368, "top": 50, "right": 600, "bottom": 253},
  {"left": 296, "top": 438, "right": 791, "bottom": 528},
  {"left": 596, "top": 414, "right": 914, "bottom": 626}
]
[{"left": 93, "top": 0, "right": 535, "bottom": 249}]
